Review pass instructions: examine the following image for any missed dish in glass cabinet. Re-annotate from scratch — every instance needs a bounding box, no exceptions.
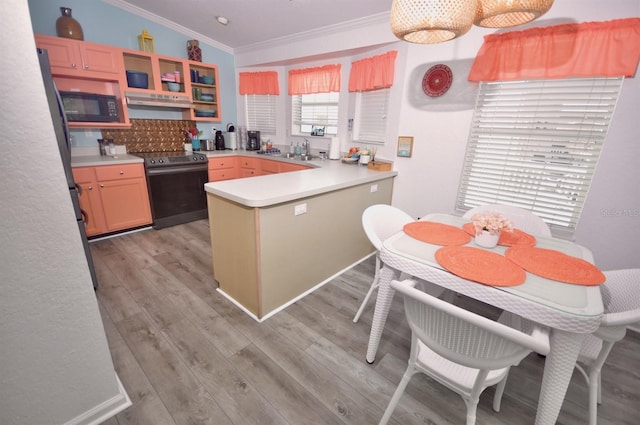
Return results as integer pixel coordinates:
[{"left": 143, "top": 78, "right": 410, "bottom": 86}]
[
  {"left": 195, "top": 109, "right": 215, "bottom": 117},
  {"left": 422, "top": 64, "right": 453, "bottom": 97}
]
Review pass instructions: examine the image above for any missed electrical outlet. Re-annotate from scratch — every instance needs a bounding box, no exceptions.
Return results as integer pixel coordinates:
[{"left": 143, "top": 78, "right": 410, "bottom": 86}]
[
  {"left": 370, "top": 184, "right": 378, "bottom": 193},
  {"left": 294, "top": 203, "right": 307, "bottom": 216}
]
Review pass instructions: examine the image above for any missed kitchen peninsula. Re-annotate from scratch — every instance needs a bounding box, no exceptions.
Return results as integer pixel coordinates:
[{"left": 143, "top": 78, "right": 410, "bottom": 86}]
[{"left": 204, "top": 155, "right": 397, "bottom": 320}]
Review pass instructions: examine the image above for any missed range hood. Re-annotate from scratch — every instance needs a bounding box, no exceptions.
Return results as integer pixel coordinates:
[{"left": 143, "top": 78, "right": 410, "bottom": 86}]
[{"left": 125, "top": 91, "right": 194, "bottom": 108}]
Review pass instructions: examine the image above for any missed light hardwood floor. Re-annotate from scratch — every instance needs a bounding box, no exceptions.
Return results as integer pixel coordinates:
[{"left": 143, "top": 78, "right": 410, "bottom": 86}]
[{"left": 93, "top": 219, "right": 640, "bottom": 425}]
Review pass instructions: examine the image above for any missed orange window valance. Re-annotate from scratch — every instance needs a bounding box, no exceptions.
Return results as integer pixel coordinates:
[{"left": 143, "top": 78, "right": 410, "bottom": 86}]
[
  {"left": 349, "top": 50, "right": 398, "bottom": 92},
  {"left": 469, "top": 18, "right": 640, "bottom": 82},
  {"left": 239, "top": 71, "right": 280, "bottom": 95},
  {"left": 288, "top": 64, "right": 341, "bottom": 95}
]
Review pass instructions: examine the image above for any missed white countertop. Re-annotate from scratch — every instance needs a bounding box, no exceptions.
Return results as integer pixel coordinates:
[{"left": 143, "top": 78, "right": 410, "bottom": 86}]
[
  {"left": 71, "top": 153, "right": 143, "bottom": 167},
  {"left": 204, "top": 152, "right": 397, "bottom": 208}
]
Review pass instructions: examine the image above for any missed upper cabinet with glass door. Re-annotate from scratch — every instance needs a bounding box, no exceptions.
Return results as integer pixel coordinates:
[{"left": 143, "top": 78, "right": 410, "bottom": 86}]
[
  {"left": 121, "top": 49, "right": 189, "bottom": 96},
  {"left": 187, "top": 61, "right": 221, "bottom": 122}
]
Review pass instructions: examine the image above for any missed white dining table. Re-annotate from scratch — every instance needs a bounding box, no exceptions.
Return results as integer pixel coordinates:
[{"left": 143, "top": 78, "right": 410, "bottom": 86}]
[{"left": 366, "top": 213, "right": 604, "bottom": 425}]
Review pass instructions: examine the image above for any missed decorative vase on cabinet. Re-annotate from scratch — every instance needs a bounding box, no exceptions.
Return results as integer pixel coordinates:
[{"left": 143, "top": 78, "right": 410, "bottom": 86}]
[
  {"left": 56, "top": 7, "right": 84, "bottom": 41},
  {"left": 187, "top": 39, "right": 202, "bottom": 62}
]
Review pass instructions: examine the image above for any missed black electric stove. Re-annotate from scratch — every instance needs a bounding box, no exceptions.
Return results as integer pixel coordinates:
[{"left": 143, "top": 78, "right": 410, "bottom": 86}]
[{"left": 132, "top": 151, "right": 209, "bottom": 229}]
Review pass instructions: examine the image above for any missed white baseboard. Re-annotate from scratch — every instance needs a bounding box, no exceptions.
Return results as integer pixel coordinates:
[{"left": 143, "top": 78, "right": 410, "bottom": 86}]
[{"left": 64, "top": 374, "right": 132, "bottom": 425}]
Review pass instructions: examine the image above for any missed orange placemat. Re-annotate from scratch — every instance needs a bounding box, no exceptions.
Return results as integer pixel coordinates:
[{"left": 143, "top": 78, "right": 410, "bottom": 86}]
[
  {"left": 505, "top": 246, "right": 606, "bottom": 286},
  {"left": 462, "top": 223, "right": 537, "bottom": 246},
  {"left": 404, "top": 221, "right": 471, "bottom": 246},
  {"left": 435, "top": 246, "right": 526, "bottom": 287}
]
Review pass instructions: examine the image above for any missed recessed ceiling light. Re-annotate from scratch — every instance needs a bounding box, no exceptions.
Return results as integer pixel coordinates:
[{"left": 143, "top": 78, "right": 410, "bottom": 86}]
[{"left": 216, "top": 16, "right": 229, "bottom": 25}]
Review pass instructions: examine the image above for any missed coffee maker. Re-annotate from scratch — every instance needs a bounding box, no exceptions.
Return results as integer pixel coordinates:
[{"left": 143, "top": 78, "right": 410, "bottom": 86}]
[
  {"left": 215, "top": 130, "right": 225, "bottom": 150},
  {"left": 247, "top": 130, "right": 260, "bottom": 151}
]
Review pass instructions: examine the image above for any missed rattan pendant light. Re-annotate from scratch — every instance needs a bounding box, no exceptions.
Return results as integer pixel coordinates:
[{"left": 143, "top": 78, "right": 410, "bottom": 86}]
[
  {"left": 474, "top": 0, "right": 554, "bottom": 28},
  {"left": 390, "top": 0, "right": 479, "bottom": 44}
]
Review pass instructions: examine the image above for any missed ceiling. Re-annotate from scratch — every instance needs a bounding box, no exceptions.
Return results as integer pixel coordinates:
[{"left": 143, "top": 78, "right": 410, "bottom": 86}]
[{"left": 116, "top": 0, "right": 394, "bottom": 51}]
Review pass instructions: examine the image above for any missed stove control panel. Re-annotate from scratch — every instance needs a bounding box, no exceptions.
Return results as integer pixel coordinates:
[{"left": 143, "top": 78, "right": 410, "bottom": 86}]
[{"left": 139, "top": 153, "right": 208, "bottom": 168}]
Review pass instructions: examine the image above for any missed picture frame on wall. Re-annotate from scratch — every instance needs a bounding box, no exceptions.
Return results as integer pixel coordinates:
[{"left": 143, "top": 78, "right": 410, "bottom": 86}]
[{"left": 397, "top": 136, "right": 413, "bottom": 158}]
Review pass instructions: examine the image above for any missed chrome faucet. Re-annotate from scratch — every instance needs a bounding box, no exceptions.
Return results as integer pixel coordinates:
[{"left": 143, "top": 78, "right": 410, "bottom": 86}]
[{"left": 303, "top": 138, "right": 311, "bottom": 155}]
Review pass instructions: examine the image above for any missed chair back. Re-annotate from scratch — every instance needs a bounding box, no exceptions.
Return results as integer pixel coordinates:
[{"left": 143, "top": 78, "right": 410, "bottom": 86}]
[
  {"left": 600, "top": 268, "right": 640, "bottom": 327},
  {"left": 391, "top": 279, "right": 549, "bottom": 370},
  {"left": 462, "top": 204, "right": 551, "bottom": 237},
  {"left": 362, "top": 204, "right": 414, "bottom": 250}
]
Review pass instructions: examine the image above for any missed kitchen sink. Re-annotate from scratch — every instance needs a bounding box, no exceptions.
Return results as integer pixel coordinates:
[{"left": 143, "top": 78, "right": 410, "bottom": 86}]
[{"left": 281, "top": 153, "right": 315, "bottom": 161}]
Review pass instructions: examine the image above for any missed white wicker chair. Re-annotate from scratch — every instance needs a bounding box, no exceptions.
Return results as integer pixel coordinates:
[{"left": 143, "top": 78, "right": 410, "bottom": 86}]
[
  {"left": 379, "top": 279, "right": 550, "bottom": 425},
  {"left": 462, "top": 204, "right": 552, "bottom": 237},
  {"left": 353, "top": 205, "right": 414, "bottom": 323},
  {"left": 575, "top": 268, "right": 640, "bottom": 425}
]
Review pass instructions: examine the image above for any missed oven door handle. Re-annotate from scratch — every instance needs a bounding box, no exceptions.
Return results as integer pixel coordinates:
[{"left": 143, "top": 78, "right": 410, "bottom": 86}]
[{"left": 146, "top": 164, "right": 209, "bottom": 175}]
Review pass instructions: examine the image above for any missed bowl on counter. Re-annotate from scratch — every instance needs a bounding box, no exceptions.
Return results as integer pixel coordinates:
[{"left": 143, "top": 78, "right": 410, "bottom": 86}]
[
  {"left": 199, "top": 75, "right": 214, "bottom": 85},
  {"left": 126, "top": 70, "right": 148, "bottom": 89},
  {"left": 167, "top": 82, "right": 180, "bottom": 92}
]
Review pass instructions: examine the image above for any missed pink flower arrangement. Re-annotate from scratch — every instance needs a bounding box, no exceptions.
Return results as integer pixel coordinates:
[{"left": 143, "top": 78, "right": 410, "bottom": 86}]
[
  {"left": 471, "top": 211, "right": 513, "bottom": 236},
  {"left": 185, "top": 127, "right": 202, "bottom": 141}
]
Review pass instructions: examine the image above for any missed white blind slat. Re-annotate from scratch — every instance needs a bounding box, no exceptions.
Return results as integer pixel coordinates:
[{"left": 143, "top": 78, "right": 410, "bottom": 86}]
[
  {"left": 456, "top": 77, "right": 623, "bottom": 236},
  {"left": 292, "top": 92, "right": 339, "bottom": 135},
  {"left": 354, "top": 88, "right": 389, "bottom": 144},
  {"left": 245, "top": 94, "right": 276, "bottom": 134}
]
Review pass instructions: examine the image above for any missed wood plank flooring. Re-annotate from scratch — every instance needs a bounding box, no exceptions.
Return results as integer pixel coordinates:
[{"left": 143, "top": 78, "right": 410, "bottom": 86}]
[{"left": 93, "top": 219, "right": 640, "bottom": 425}]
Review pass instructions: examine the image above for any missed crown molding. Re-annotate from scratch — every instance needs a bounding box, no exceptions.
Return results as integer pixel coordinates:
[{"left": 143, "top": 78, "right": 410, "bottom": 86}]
[
  {"left": 102, "top": 0, "right": 234, "bottom": 54},
  {"left": 235, "top": 11, "right": 391, "bottom": 55}
]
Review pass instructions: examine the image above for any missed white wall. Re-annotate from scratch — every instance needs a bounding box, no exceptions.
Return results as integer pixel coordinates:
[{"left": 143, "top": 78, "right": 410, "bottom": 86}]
[
  {"left": 0, "top": 2, "right": 129, "bottom": 424},
  {"left": 235, "top": 0, "right": 640, "bottom": 271}
]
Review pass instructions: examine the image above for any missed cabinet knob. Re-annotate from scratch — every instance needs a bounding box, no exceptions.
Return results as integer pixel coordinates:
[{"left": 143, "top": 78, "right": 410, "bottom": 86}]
[
  {"left": 100, "top": 184, "right": 105, "bottom": 188},
  {"left": 88, "top": 185, "right": 93, "bottom": 190},
  {"left": 84, "top": 64, "right": 89, "bottom": 69},
  {"left": 119, "top": 170, "right": 124, "bottom": 175},
  {"left": 71, "top": 63, "right": 77, "bottom": 68}
]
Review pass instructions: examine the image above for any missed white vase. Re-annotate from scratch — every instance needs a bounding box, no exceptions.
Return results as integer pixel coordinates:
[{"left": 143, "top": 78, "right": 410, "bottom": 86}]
[{"left": 475, "top": 230, "right": 500, "bottom": 248}]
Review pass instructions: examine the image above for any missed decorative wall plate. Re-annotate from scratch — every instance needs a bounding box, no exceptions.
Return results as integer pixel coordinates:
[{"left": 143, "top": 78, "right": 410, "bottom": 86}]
[{"left": 422, "top": 64, "right": 453, "bottom": 97}]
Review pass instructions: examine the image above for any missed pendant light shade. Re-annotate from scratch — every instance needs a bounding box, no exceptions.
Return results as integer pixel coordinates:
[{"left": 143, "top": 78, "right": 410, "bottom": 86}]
[
  {"left": 475, "top": 0, "right": 554, "bottom": 28},
  {"left": 390, "top": 0, "right": 478, "bottom": 44}
]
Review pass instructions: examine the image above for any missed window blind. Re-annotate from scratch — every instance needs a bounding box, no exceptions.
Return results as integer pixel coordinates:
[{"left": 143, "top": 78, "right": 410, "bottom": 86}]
[
  {"left": 245, "top": 94, "right": 276, "bottom": 134},
  {"left": 291, "top": 92, "right": 339, "bottom": 135},
  {"left": 456, "top": 77, "right": 623, "bottom": 238},
  {"left": 354, "top": 88, "right": 389, "bottom": 144}
]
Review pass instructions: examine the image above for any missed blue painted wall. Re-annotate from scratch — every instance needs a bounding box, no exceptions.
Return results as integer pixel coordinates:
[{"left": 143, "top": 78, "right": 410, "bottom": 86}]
[{"left": 27, "top": 0, "right": 237, "bottom": 146}]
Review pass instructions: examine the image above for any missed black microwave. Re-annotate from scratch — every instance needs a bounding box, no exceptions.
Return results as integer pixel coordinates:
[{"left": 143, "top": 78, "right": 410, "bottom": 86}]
[{"left": 59, "top": 91, "right": 120, "bottom": 123}]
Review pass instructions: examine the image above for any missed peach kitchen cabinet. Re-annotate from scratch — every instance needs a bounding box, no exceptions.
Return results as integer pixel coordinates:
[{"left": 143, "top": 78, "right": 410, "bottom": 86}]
[
  {"left": 35, "top": 34, "right": 123, "bottom": 79},
  {"left": 72, "top": 164, "right": 152, "bottom": 237},
  {"left": 187, "top": 61, "right": 221, "bottom": 122},
  {"left": 208, "top": 157, "right": 238, "bottom": 182},
  {"left": 238, "top": 157, "right": 259, "bottom": 177},
  {"left": 72, "top": 167, "right": 107, "bottom": 237}
]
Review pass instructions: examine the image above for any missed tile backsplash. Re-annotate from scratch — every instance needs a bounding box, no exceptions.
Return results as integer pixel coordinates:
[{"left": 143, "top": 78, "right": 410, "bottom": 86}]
[{"left": 102, "top": 119, "right": 196, "bottom": 152}]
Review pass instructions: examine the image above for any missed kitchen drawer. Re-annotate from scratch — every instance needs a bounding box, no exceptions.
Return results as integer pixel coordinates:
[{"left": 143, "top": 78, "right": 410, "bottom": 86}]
[
  {"left": 209, "top": 169, "right": 239, "bottom": 181},
  {"left": 209, "top": 157, "right": 237, "bottom": 170},
  {"left": 239, "top": 157, "right": 258, "bottom": 169},
  {"left": 72, "top": 167, "right": 96, "bottom": 181},
  {"left": 95, "top": 163, "right": 144, "bottom": 181},
  {"left": 259, "top": 159, "right": 280, "bottom": 174}
]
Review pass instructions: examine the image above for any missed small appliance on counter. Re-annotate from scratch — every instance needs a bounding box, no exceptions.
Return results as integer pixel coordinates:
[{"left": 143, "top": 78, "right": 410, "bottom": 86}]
[
  {"left": 225, "top": 123, "right": 237, "bottom": 150},
  {"left": 201, "top": 139, "right": 216, "bottom": 151},
  {"left": 215, "top": 130, "right": 225, "bottom": 150},
  {"left": 247, "top": 130, "right": 260, "bottom": 151}
]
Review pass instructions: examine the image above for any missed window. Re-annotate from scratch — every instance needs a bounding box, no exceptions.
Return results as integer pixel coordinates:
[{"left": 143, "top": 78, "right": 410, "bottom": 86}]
[
  {"left": 245, "top": 94, "right": 276, "bottom": 134},
  {"left": 353, "top": 88, "right": 390, "bottom": 144},
  {"left": 291, "top": 92, "right": 339, "bottom": 136},
  {"left": 456, "top": 77, "right": 623, "bottom": 238}
]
